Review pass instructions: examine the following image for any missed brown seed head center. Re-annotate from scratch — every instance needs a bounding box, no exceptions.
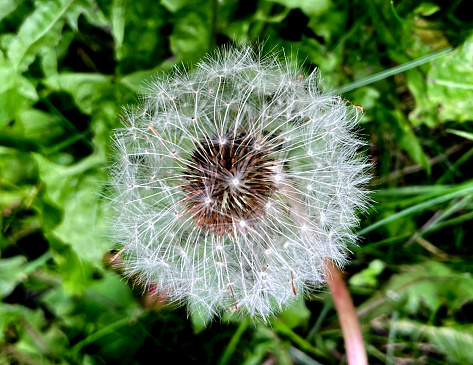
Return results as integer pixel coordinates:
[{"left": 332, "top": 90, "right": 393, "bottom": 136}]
[{"left": 182, "top": 131, "right": 276, "bottom": 236}]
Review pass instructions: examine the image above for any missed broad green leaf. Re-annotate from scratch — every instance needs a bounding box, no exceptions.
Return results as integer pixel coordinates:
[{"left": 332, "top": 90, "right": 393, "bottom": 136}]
[
  {"left": 65, "top": 0, "right": 109, "bottom": 31},
  {"left": 395, "top": 320, "right": 473, "bottom": 364},
  {"left": 43, "top": 73, "right": 113, "bottom": 114},
  {"left": 5, "top": 109, "right": 63, "bottom": 145},
  {"left": 349, "top": 259, "right": 386, "bottom": 288},
  {"left": 394, "top": 110, "right": 431, "bottom": 173},
  {"left": 0, "top": 304, "right": 43, "bottom": 344},
  {"left": 39, "top": 47, "right": 59, "bottom": 86},
  {"left": 161, "top": 0, "right": 190, "bottom": 13},
  {"left": 0, "top": 256, "right": 28, "bottom": 299},
  {"left": 119, "top": 60, "right": 177, "bottom": 92},
  {"left": 243, "top": 325, "right": 293, "bottom": 365},
  {"left": 169, "top": 7, "right": 211, "bottom": 62},
  {"left": 6, "top": 0, "right": 72, "bottom": 71},
  {"left": 0, "top": 253, "right": 51, "bottom": 299},
  {"left": 45, "top": 230, "right": 96, "bottom": 293},
  {"left": 34, "top": 153, "right": 108, "bottom": 263},
  {"left": 277, "top": 297, "right": 311, "bottom": 329},
  {"left": 0, "top": 302, "right": 68, "bottom": 360},
  {"left": 114, "top": 0, "right": 169, "bottom": 74},
  {"left": 373, "top": 106, "right": 431, "bottom": 173},
  {"left": 269, "top": 0, "right": 332, "bottom": 17},
  {"left": 409, "top": 35, "right": 473, "bottom": 124},
  {"left": 359, "top": 262, "right": 473, "bottom": 319},
  {"left": 0, "top": 0, "right": 21, "bottom": 22},
  {"left": 0, "top": 55, "right": 38, "bottom": 126}
]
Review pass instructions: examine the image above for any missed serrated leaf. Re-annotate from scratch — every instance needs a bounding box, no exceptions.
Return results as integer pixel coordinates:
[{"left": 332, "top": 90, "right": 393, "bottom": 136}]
[
  {"left": 0, "top": 0, "right": 21, "bottom": 22},
  {"left": 0, "top": 253, "right": 51, "bottom": 299},
  {"left": 269, "top": 0, "right": 332, "bottom": 17},
  {"left": 43, "top": 73, "right": 112, "bottom": 114},
  {"left": 395, "top": 320, "right": 473, "bottom": 364},
  {"left": 65, "top": 0, "right": 109, "bottom": 31},
  {"left": 0, "top": 256, "right": 28, "bottom": 299},
  {"left": 160, "top": 0, "right": 190, "bottom": 13},
  {"left": 6, "top": 109, "right": 63, "bottom": 145},
  {"left": 409, "top": 35, "right": 473, "bottom": 124},
  {"left": 34, "top": 153, "right": 108, "bottom": 263},
  {"left": 360, "top": 262, "right": 473, "bottom": 317},
  {"left": 6, "top": 0, "right": 72, "bottom": 71},
  {"left": 170, "top": 9, "right": 211, "bottom": 61}
]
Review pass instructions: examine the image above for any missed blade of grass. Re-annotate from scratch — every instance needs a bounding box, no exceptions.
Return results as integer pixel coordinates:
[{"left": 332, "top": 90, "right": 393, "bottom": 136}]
[
  {"left": 218, "top": 319, "right": 250, "bottom": 365},
  {"left": 357, "top": 182, "right": 473, "bottom": 236},
  {"left": 306, "top": 302, "right": 333, "bottom": 341},
  {"left": 335, "top": 47, "right": 453, "bottom": 94},
  {"left": 437, "top": 146, "right": 473, "bottom": 184},
  {"left": 71, "top": 316, "right": 134, "bottom": 353},
  {"left": 273, "top": 320, "right": 326, "bottom": 358},
  {"left": 386, "top": 311, "right": 399, "bottom": 365},
  {"left": 288, "top": 346, "right": 325, "bottom": 365}
]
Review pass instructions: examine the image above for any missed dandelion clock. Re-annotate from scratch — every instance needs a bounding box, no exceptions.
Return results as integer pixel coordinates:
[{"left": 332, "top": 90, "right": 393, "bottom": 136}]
[{"left": 107, "top": 46, "right": 370, "bottom": 322}]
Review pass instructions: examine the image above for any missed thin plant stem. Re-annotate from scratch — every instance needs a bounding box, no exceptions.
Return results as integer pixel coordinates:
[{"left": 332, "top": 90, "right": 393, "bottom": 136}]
[
  {"left": 326, "top": 261, "right": 367, "bottom": 365},
  {"left": 218, "top": 319, "right": 250, "bottom": 365},
  {"left": 335, "top": 47, "right": 453, "bottom": 94}
]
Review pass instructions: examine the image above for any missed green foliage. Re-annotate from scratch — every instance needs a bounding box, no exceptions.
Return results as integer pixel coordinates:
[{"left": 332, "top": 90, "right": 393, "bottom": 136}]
[
  {"left": 1, "top": 0, "right": 473, "bottom": 364},
  {"left": 409, "top": 34, "right": 473, "bottom": 125}
]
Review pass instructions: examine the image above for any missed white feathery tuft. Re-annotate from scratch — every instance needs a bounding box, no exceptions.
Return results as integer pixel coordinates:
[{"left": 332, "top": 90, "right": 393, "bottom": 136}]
[{"left": 107, "top": 45, "right": 371, "bottom": 323}]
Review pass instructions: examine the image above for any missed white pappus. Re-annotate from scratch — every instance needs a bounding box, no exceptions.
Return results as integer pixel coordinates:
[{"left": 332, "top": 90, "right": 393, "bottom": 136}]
[{"left": 107, "top": 45, "right": 371, "bottom": 323}]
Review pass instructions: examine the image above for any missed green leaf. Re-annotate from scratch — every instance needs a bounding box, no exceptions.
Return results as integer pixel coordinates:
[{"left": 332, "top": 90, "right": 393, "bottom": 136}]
[
  {"left": 269, "top": 0, "right": 332, "bottom": 17},
  {"left": 5, "top": 0, "right": 73, "bottom": 71},
  {"left": 0, "top": 256, "right": 28, "bottom": 299},
  {"left": 395, "top": 320, "right": 473, "bottom": 364},
  {"left": 0, "top": 253, "right": 52, "bottom": 299},
  {"left": 161, "top": 0, "right": 191, "bottom": 13},
  {"left": 409, "top": 35, "right": 473, "bottom": 124},
  {"left": 43, "top": 73, "right": 113, "bottom": 114},
  {"left": 0, "top": 0, "right": 21, "bottom": 22},
  {"left": 359, "top": 261, "right": 473, "bottom": 318},
  {"left": 119, "top": 60, "right": 177, "bottom": 92},
  {"left": 447, "top": 128, "right": 473, "bottom": 141},
  {"left": 277, "top": 297, "right": 311, "bottom": 329},
  {"left": 0, "top": 54, "right": 38, "bottom": 126},
  {"left": 34, "top": 153, "right": 108, "bottom": 263},
  {"left": 395, "top": 111, "right": 431, "bottom": 173},
  {"left": 111, "top": 0, "right": 126, "bottom": 60},
  {"left": 4, "top": 108, "right": 63, "bottom": 146},
  {"left": 374, "top": 107, "right": 431, "bottom": 173},
  {"left": 349, "top": 259, "right": 386, "bottom": 288},
  {"left": 169, "top": 7, "right": 211, "bottom": 61},
  {"left": 114, "top": 0, "right": 169, "bottom": 74},
  {"left": 65, "top": 0, "right": 109, "bottom": 31}
]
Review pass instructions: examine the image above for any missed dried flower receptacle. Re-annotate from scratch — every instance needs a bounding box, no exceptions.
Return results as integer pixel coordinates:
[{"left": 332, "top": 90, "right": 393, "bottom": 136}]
[{"left": 108, "top": 46, "right": 370, "bottom": 322}]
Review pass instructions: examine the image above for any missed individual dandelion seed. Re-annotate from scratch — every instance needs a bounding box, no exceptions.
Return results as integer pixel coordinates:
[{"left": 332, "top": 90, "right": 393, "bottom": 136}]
[{"left": 107, "top": 45, "right": 371, "bottom": 323}]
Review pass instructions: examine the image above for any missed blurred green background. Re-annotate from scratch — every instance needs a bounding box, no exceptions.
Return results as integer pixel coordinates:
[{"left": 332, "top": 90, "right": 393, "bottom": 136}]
[{"left": 1, "top": 0, "right": 473, "bottom": 364}]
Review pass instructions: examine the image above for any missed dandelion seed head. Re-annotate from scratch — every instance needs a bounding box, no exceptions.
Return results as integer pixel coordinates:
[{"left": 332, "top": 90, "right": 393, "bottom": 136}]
[{"left": 107, "top": 45, "right": 370, "bottom": 323}]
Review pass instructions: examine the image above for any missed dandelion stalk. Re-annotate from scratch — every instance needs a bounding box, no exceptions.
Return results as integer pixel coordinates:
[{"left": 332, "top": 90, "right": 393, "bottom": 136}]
[{"left": 326, "top": 261, "right": 367, "bottom": 365}]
